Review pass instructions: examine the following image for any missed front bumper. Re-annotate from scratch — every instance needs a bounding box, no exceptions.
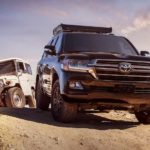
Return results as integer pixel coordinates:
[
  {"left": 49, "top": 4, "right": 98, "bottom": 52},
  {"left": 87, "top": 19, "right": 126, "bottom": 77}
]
[
  {"left": 64, "top": 90, "right": 150, "bottom": 105},
  {"left": 61, "top": 72, "right": 150, "bottom": 105}
]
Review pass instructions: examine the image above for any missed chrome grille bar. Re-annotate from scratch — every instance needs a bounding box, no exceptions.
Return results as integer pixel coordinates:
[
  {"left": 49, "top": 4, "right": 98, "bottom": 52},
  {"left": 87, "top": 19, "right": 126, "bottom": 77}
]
[
  {"left": 97, "top": 73, "right": 150, "bottom": 78},
  {"left": 95, "top": 59, "right": 150, "bottom": 64},
  {"left": 90, "top": 59, "right": 150, "bottom": 82},
  {"left": 95, "top": 68, "right": 150, "bottom": 73}
]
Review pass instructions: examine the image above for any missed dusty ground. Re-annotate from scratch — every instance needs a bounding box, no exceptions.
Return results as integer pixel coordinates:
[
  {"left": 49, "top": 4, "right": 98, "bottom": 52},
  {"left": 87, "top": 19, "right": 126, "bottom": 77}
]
[{"left": 0, "top": 108, "right": 150, "bottom": 150}]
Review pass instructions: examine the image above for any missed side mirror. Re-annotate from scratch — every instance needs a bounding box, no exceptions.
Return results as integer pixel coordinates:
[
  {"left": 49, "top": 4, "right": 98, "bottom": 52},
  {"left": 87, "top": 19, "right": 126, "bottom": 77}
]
[
  {"left": 140, "top": 51, "right": 150, "bottom": 56},
  {"left": 44, "top": 45, "right": 56, "bottom": 55}
]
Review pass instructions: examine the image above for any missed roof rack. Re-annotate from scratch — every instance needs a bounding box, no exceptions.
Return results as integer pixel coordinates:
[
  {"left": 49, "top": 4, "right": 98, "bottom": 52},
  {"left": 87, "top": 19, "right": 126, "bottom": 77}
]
[{"left": 53, "top": 24, "right": 112, "bottom": 36}]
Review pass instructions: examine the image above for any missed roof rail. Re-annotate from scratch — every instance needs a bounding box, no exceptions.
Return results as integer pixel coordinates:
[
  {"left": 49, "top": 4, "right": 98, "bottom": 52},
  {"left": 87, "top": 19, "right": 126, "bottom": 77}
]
[{"left": 53, "top": 24, "right": 112, "bottom": 36}]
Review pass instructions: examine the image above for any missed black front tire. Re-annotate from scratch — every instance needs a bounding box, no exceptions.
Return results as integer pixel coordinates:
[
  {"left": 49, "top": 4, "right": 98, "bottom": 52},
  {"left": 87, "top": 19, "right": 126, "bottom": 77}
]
[
  {"left": 35, "top": 79, "right": 50, "bottom": 110},
  {"left": 51, "top": 80, "right": 77, "bottom": 123},
  {"left": 135, "top": 111, "right": 150, "bottom": 124},
  {"left": 5, "top": 87, "right": 26, "bottom": 108}
]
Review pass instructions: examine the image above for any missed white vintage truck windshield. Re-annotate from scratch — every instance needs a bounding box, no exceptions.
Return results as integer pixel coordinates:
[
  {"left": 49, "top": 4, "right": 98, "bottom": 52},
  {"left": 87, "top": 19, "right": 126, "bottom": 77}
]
[
  {"left": 0, "top": 61, "right": 16, "bottom": 76},
  {"left": 63, "top": 33, "right": 138, "bottom": 55}
]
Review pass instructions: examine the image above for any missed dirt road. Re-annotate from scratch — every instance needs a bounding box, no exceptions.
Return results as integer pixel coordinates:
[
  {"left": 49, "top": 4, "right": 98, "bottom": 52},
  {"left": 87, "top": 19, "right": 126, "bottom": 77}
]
[{"left": 0, "top": 108, "right": 150, "bottom": 150}]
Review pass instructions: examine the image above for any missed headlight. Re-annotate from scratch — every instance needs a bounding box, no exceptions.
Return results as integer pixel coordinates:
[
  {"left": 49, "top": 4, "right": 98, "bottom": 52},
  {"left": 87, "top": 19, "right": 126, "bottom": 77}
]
[
  {"left": 61, "top": 59, "right": 89, "bottom": 72},
  {"left": 61, "top": 59, "right": 98, "bottom": 79},
  {"left": 69, "top": 59, "right": 89, "bottom": 68},
  {"left": 0, "top": 80, "right": 4, "bottom": 88}
]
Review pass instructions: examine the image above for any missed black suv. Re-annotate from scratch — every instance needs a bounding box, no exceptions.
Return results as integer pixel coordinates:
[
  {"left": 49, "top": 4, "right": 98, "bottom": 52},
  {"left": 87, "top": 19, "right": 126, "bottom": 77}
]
[{"left": 36, "top": 24, "right": 150, "bottom": 123}]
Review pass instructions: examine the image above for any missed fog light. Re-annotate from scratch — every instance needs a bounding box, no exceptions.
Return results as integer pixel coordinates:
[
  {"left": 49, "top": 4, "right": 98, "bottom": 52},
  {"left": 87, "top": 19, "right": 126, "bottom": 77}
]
[{"left": 69, "top": 81, "right": 83, "bottom": 90}]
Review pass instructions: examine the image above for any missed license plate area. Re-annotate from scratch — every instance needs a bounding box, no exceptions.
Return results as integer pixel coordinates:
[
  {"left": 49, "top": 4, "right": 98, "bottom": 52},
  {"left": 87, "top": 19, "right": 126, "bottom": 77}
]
[{"left": 114, "top": 84, "right": 135, "bottom": 93}]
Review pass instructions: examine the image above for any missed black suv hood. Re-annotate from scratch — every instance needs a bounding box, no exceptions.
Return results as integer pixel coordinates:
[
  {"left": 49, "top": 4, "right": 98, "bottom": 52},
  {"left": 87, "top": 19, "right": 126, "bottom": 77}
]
[{"left": 61, "top": 52, "right": 150, "bottom": 62}]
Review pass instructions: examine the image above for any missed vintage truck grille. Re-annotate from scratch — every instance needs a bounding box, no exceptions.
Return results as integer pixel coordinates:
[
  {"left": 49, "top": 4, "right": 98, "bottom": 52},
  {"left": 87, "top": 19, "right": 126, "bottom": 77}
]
[{"left": 89, "top": 59, "right": 150, "bottom": 82}]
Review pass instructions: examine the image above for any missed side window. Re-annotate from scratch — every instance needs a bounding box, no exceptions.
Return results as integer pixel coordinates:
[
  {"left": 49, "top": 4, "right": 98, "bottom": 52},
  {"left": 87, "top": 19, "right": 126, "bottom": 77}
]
[
  {"left": 51, "top": 37, "right": 58, "bottom": 47},
  {"left": 50, "top": 39, "right": 55, "bottom": 46},
  {"left": 42, "top": 52, "right": 47, "bottom": 59},
  {"left": 17, "top": 62, "right": 25, "bottom": 73},
  {"left": 55, "top": 35, "right": 63, "bottom": 53},
  {"left": 47, "top": 39, "right": 52, "bottom": 46},
  {"left": 25, "top": 63, "right": 32, "bottom": 75}
]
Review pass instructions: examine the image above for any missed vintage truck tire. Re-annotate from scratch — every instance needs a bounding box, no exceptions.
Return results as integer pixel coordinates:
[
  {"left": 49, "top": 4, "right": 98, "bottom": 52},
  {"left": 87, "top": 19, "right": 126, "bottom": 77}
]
[
  {"left": 51, "top": 80, "right": 77, "bottom": 123},
  {"left": 135, "top": 111, "right": 150, "bottom": 124},
  {"left": 28, "top": 89, "right": 36, "bottom": 108},
  {"left": 5, "top": 87, "right": 26, "bottom": 108},
  {"left": 35, "top": 79, "right": 50, "bottom": 110}
]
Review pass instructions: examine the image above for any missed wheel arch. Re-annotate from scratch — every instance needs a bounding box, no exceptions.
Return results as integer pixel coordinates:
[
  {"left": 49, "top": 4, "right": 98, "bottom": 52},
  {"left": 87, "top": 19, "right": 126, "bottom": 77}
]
[
  {"left": 15, "top": 83, "right": 21, "bottom": 89},
  {"left": 52, "top": 69, "right": 59, "bottom": 87},
  {"left": 3, "top": 84, "right": 22, "bottom": 93}
]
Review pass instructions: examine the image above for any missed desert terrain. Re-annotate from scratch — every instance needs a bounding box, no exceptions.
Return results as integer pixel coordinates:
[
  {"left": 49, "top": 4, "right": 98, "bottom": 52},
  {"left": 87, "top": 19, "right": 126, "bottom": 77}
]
[{"left": 0, "top": 108, "right": 150, "bottom": 150}]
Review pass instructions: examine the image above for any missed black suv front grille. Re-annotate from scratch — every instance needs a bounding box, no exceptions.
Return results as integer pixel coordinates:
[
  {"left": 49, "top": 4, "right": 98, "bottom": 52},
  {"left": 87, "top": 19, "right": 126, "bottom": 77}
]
[{"left": 89, "top": 59, "right": 150, "bottom": 82}]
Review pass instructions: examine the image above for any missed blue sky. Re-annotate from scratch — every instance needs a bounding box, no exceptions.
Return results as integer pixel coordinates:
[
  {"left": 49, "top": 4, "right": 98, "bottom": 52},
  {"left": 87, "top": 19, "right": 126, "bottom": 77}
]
[{"left": 0, "top": 0, "right": 150, "bottom": 75}]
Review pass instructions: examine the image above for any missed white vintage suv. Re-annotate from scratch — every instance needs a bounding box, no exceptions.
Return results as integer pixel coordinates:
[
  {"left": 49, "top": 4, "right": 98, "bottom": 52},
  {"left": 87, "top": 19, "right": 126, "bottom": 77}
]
[{"left": 0, "top": 58, "right": 35, "bottom": 108}]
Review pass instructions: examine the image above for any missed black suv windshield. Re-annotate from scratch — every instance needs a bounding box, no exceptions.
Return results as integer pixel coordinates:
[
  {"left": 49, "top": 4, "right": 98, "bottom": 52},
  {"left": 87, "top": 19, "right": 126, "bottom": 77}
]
[
  {"left": 0, "top": 61, "right": 16, "bottom": 76},
  {"left": 63, "top": 33, "right": 138, "bottom": 55}
]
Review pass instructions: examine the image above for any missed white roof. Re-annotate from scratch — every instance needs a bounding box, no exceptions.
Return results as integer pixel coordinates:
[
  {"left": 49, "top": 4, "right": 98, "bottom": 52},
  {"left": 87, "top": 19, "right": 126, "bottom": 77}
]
[{"left": 0, "top": 58, "right": 28, "bottom": 64}]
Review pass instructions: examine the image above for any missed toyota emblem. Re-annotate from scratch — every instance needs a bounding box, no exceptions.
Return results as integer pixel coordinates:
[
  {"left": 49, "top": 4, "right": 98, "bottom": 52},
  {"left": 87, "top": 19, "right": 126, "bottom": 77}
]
[{"left": 119, "top": 62, "right": 132, "bottom": 74}]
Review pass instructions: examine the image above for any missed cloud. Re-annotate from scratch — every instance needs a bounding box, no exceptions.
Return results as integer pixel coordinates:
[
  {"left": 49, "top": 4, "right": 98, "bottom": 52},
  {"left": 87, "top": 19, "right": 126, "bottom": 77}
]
[{"left": 121, "top": 10, "right": 150, "bottom": 35}]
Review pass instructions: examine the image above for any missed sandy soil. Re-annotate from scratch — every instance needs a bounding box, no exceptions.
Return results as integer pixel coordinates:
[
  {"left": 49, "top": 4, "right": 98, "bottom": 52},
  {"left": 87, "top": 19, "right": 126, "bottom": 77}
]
[{"left": 0, "top": 108, "right": 150, "bottom": 150}]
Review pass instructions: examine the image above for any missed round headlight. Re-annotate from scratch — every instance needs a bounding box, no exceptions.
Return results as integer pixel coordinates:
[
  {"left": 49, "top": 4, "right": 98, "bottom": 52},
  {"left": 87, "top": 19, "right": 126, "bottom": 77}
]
[{"left": 0, "top": 80, "right": 4, "bottom": 88}]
